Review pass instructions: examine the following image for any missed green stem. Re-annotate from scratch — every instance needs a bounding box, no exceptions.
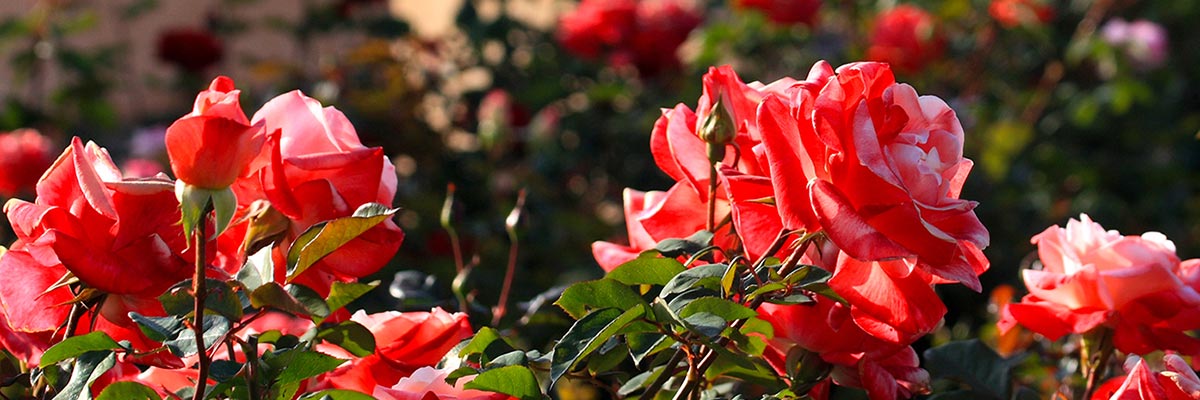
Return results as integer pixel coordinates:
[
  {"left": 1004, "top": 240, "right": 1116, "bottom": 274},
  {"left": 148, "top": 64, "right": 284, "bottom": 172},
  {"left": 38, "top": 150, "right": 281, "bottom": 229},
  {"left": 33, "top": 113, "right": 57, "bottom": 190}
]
[{"left": 191, "top": 206, "right": 211, "bottom": 400}]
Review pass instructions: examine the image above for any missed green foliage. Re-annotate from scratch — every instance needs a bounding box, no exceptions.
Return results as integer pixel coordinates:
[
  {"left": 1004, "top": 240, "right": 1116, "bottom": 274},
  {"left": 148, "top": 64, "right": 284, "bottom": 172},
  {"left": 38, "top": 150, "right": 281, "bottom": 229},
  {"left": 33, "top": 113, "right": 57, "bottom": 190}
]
[
  {"left": 96, "top": 381, "right": 161, "bottom": 400},
  {"left": 550, "top": 306, "right": 645, "bottom": 386},
  {"left": 924, "top": 340, "right": 1028, "bottom": 400},
  {"left": 39, "top": 332, "right": 120, "bottom": 367},
  {"left": 52, "top": 351, "right": 116, "bottom": 400},
  {"left": 463, "top": 365, "right": 543, "bottom": 400},
  {"left": 315, "top": 321, "right": 376, "bottom": 357},
  {"left": 555, "top": 278, "right": 646, "bottom": 319}
]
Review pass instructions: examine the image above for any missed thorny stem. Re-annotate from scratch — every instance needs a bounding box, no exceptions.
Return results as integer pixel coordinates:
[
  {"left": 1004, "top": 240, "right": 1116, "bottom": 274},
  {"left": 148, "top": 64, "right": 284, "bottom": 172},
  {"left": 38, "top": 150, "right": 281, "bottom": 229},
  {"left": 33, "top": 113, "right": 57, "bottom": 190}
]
[
  {"left": 1082, "top": 328, "right": 1114, "bottom": 400},
  {"left": 442, "top": 184, "right": 469, "bottom": 313},
  {"left": 191, "top": 205, "right": 212, "bottom": 400},
  {"left": 679, "top": 232, "right": 820, "bottom": 398},
  {"left": 245, "top": 335, "right": 260, "bottom": 400},
  {"left": 707, "top": 162, "right": 718, "bottom": 233},
  {"left": 493, "top": 189, "right": 526, "bottom": 326},
  {"left": 640, "top": 343, "right": 689, "bottom": 400}
]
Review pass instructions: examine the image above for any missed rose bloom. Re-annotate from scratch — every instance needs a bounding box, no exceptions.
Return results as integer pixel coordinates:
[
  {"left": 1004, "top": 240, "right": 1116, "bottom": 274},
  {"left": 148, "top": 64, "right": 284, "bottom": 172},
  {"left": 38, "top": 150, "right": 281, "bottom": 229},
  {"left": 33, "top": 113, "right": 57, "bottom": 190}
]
[
  {"left": 165, "top": 76, "right": 264, "bottom": 189},
  {"left": 988, "top": 0, "right": 1054, "bottom": 28},
  {"left": 1000, "top": 214, "right": 1200, "bottom": 354},
  {"left": 0, "top": 138, "right": 191, "bottom": 366},
  {"left": 732, "top": 0, "right": 821, "bottom": 27},
  {"left": 752, "top": 61, "right": 987, "bottom": 342},
  {"left": 556, "top": 0, "right": 701, "bottom": 76},
  {"left": 374, "top": 366, "right": 513, "bottom": 400},
  {"left": 314, "top": 309, "right": 473, "bottom": 393},
  {"left": 867, "top": 5, "right": 945, "bottom": 73},
  {"left": 1092, "top": 354, "right": 1200, "bottom": 400},
  {"left": 0, "top": 129, "right": 54, "bottom": 198},
  {"left": 220, "top": 89, "right": 403, "bottom": 296},
  {"left": 157, "top": 28, "right": 223, "bottom": 73}
]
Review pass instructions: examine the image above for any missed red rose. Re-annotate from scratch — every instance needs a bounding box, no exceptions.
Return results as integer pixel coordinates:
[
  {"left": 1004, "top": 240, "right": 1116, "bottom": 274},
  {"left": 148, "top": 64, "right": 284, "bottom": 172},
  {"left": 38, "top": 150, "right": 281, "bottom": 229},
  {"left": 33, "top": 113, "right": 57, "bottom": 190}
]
[
  {"left": 556, "top": 0, "right": 701, "bottom": 75},
  {"left": 733, "top": 0, "right": 822, "bottom": 26},
  {"left": 0, "top": 138, "right": 190, "bottom": 365},
  {"left": 0, "top": 129, "right": 54, "bottom": 198},
  {"left": 316, "top": 309, "right": 473, "bottom": 393},
  {"left": 556, "top": 0, "right": 637, "bottom": 59},
  {"left": 999, "top": 215, "right": 1200, "bottom": 354},
  {"left": 867, "top": 5, "right": 945, "bottom": 73},
  {"left": 591, "top": 184, "right": 716, "bottom": 271},
  {"left": 165, "top": 76, "right": 265, "bottom": 189},
  {"left": 221, "top": 89, "right": 403, "bottom": 295}
]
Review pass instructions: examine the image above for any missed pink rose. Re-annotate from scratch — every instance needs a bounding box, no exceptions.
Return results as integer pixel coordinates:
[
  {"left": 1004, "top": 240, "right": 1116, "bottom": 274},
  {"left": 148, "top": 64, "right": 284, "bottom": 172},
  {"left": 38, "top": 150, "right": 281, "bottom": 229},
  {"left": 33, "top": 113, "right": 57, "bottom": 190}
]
[
  {"left": 1000, "top": 214, "right": 1200, "bottom": 354},
  {"left": 1092, "top": 354, "right": 1200, "bottom": 400},
  {"left": 373, "top": 366, "right": 513, "bottom": 400},
  {"left": 221, "top": 90, "right": 403, "bottom": 295}
]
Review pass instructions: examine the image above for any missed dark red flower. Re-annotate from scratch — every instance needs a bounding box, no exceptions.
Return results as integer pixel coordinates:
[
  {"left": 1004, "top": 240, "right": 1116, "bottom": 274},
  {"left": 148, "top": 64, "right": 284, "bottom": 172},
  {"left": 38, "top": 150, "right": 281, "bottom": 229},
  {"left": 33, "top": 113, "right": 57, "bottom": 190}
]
[
  {"left": 733, "top": 0, "right": 822, "bottom": 26},
  {"left": 157, "top": 28, "right": 223, "bottom": 73}
]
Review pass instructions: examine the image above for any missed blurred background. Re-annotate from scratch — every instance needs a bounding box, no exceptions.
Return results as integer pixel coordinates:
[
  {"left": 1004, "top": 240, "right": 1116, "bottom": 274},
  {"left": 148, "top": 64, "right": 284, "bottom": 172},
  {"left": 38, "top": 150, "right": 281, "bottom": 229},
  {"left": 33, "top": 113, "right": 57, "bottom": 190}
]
[{"left": 0, "top": 0, "right": 1198, "bottom": 352}]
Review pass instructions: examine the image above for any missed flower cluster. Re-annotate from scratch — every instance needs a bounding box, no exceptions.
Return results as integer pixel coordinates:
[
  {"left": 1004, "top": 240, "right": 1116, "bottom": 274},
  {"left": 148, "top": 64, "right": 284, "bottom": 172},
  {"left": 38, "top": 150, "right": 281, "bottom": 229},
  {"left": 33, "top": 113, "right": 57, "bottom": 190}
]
[
  {"left": 595, "top": 60, "right": 989, "bottom": 398},
  {"left": 0, "top": 77, "right": 474, "bottom": 399}
]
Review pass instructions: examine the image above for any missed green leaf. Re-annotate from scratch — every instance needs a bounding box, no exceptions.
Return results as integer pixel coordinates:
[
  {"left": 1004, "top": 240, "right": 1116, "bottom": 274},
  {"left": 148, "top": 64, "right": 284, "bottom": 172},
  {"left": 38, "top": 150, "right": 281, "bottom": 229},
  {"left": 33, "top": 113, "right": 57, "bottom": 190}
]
[
  {"left": 210, "top": 359, "right": 243, "bottom": 382},
  {"left": 286, "top": 203, "right": 398, "bottom": 281},
  {"left": 167, "top": 315, "right": 230, "bottom": 357},
  {"left": 159, "top": 283, "right": 194, "bottom": 315},
  {"left": 678, "top": 297, "right": 757, "bottom": 321},
  {"left": 459, "top": 327, "right": 506, "bottom": 357},
  {"left": 295, "top": 389, "right": 377, "bottom": 400},
  {"left": 322, "top": 281, "right": 378, "bottom": 322},
  {"left": 250, "top": 282, "right": 312, "bottom": 317},
  {"left": 129, "top": 313, "right": 184, "bottom": 343},
  {"left": 288, "top": 284, "right": 331, "bottom": 320},
  {"left": 619, "top": 365, "right": 666, "bottom": 396},
  {"left": 627, "top": 333, "right": 672, "bottom": 365},
  {"left": 550, "top": 306, "right": 645, "bottom": 387},
  {"left": 463, "top": 365, "right": 542, "bottom": 400},
  {"left": 266, "top": 348, "right": 348, "bottom": 384},
  {"left": 96, "top": 381, "right": 161, "bottom": 400},
  {"left": 211, "top": 186, "right": 237, "bottom": 237},
  {"left": 606, "top": 256, "right": 686, "bottom": 286},
  {"left": 316, "top": 321, "right": 377, "bottom": 357},
  {"left": 486, "top": 350, "right": 529, "bottom": 369},
  {"left": 585, "top": 341, "right": 627, "bottom": 374},
  {"left": 238, "top": 246, "right": 274, "bottom": 291},
  {"left": 39, "top": 331, "right": 120, "bottom": 367},
  {"left": 654, "top": 230, "right": 714, "bottom": 258},
  {"left": 555, "top": 279, "right": 646, "bottom": 319},
  {"left": 660, "top": 264, "right": 727, "bottom": 299},
  {"left": 206, "top": 279, "right": 244, "bottom": 321},
  {"left": 923, "top": 339, "right": 1025, "bottom": 400},
  {"left": 52, "top": 350, "right": 116, "bottom": 400}
]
